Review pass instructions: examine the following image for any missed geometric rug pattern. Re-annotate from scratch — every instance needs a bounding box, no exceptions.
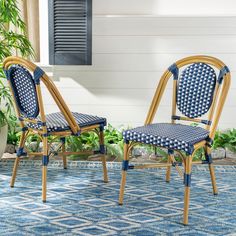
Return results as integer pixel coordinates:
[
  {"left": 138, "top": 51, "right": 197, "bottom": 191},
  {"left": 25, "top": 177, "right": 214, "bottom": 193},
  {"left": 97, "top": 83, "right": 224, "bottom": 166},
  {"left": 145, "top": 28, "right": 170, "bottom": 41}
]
[{"left": 0, "top": 160, "right": 236, "bottom": 235}]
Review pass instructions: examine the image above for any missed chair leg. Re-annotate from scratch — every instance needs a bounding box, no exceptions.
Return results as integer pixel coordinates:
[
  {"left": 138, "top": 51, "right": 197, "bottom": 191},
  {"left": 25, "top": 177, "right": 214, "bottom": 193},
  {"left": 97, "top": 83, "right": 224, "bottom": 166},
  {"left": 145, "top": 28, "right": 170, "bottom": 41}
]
[
  {"left": 42, "top": 136, "right": 48, "bottom": 203},
  {"left": 166, "top": 150, "right": 173, "bottom": 182},
  {"left": 99, "top": 129, "right": 108, "bottom": 183},
  {"left": 42, "top": 165, "right": 47, "bottom": 203},
  {"left": 209, "top": 164, "right": 218, "bottom": 195},
  {"left": 119, "top": 142, "right": 129, "bottom": 205},
  {"left": 183, "top": 155, "right": 192, "bottom": 225},
  {"left": 10, "top": 158, "right": 20, "bottom": 188},
  {"left": 61, "top": 137, "right": 67, "bottom": 169},
  {"left": 101, "top": 155, "right": 108, "bottom": 183},
  {"left": 10, "top": 131, "right": 27, "bottom": 187},
  {"left": 205, "top": 148, "right": 218, "bottom": 195}
]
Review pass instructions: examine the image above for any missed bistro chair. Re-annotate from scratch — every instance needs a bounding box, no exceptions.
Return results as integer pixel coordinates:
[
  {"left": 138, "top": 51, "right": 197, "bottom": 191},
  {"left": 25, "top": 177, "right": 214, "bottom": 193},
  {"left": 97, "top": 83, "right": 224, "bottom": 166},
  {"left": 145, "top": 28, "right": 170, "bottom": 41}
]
[
  {"left": 118, "top": 55, "right": 231, "bottom": 225},
  {"left": 3, "top": 56, "right": 108, "bottom": 202}
]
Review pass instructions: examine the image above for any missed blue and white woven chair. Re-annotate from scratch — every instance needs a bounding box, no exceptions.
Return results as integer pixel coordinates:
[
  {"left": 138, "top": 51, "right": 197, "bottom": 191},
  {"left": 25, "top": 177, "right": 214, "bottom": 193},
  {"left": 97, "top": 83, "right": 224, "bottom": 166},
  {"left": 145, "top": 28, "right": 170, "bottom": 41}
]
[
  {"left": 3, "top": 56, "right": 108, "bottom": 202},
  {"left": 118, "top": 55, "right": 231, "bottom": 225}
]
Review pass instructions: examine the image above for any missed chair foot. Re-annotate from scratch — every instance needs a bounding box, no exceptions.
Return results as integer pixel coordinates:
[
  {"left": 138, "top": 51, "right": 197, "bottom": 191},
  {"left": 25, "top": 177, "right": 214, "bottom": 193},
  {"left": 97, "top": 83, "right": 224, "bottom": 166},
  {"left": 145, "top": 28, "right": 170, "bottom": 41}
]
[
  {"left": 183, "top": 155, "right": 192, "bottom": 225},
  {"left": 118, "top": 202, "right": 123, "bottom": 206},
  {"left": 119, "top": 170, "right": 127, "bottom": 205},
  {"left": 62, "top": 157, "right": 67, "bottom": 169},
  {"left": 101, "top": 155, "right": 108, "bottom": 183},
  {"left": 10, "top": 157, "right": 20, "bottom": 188},
  {"left": 42, "top": 165, "right": 47, "bottom": 203},
  {"left": 61, "top": 138, "right": 67, "bottom": 169},
  {"left": 209, "top": 164, "right": 218, "bottom": 195},
  {"left": 119, "top": 143, "right": 129, "bottom": 205},
  {"left": 43, "top": 200, "right": 46, "bottom": 203},
  {"left": 98, "top": 129, "right": 108, "bottom": 183},
  {"left": 165, "top": 154, "right": 172, "bottom": 182},
  {"left": 10, "top": 132, "right": 27, "bottom": 188},
  {"left": 183, "top": 186, "right": 191, "bottom": 225}
]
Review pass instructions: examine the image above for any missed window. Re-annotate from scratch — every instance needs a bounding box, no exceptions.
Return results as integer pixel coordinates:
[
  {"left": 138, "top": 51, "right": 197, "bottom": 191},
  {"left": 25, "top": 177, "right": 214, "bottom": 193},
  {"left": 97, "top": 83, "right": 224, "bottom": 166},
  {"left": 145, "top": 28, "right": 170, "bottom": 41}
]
[{"left": 48, "top": 0, "right": 92, "bottom": 65}]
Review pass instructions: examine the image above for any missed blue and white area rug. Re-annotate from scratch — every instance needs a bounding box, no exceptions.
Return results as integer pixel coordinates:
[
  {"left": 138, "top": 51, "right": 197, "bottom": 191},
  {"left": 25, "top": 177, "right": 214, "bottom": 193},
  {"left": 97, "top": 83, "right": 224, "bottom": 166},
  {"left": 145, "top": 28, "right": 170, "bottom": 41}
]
[{"left": 0, "top": 160, "right": 236, "bottom": 235}]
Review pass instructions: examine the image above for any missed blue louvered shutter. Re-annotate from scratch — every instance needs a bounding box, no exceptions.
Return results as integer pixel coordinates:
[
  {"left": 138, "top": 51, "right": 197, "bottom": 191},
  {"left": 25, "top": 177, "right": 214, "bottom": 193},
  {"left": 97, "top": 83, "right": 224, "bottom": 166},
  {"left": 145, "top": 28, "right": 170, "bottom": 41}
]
[{"left": 48, "top": 0, "right": 92, "bottom": 65}]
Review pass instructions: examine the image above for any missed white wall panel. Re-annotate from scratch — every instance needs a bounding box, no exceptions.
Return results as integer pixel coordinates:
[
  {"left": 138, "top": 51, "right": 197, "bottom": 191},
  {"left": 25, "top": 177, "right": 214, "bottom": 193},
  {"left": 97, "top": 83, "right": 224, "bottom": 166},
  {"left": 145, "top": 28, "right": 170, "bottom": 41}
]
[
  {"left": 93, "top": 36, "right": 236, "bottom": 54},
  {"left": 93, "top": 16, "right": 236, "bottom": 36},
  {"left": 40, "top": 1, "right": 236, "bottom": 129},
  {"left": 93, "top": 0, "right": 236, "bottom": 16}
]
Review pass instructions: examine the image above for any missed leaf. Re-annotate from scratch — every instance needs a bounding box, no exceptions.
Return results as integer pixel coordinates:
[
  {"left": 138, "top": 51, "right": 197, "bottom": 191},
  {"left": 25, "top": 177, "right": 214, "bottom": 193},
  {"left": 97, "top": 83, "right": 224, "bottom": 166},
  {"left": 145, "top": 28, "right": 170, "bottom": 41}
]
[{"left": 155, "top": 148, "right": 168, "bottom": 158}]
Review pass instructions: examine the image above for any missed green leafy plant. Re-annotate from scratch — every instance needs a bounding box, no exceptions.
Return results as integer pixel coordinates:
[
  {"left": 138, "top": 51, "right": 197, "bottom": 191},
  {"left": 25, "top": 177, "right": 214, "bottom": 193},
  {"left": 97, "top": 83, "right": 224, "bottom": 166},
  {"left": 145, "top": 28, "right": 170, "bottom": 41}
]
[
  {"left": 213, "top": 129, "right": 236, "bottom": 154},
  {"left": 0, "top": 79, "right": 13, "bottom": 128},
  {"left": 193, "top": 147, "right": 205, "bottom": 160},
  {"left": 66, "top": 132, "right": 99, "bottom": 160},
  {"left": 6, "top": 115, "right": 20, "bottom": 145},
  {"left": 67, "top": 124, "right": 126, "bottom": 160},
  {"left": 66, "top": 136, "right": 83, "bottom": 152},
  {"left": 66, "top": 132, "right": 99, "bottom": 152},
  {"left": 0, "top": 0, "right": 34, "bottom": 63},
  {"left": 0, "top": 110, "right": 6, "bottom": 128},
  {"left": 104, "top": 124, "right": 123, "bottom": 144},
  {"left": 0, "top": 0, "right": 34, "bottom": 145},
  {"left": 104, "top": 124, "right": 124, "bottom": 160},
  {"left": 225, "top": 129, "right": 236, "bottom": 153}
]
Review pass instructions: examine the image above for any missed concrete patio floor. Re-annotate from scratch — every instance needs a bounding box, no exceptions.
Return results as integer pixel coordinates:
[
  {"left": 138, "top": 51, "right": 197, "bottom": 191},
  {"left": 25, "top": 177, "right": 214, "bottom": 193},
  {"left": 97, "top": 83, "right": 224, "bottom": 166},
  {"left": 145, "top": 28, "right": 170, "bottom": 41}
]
[{"left": 0, "top": 160, "right": 236, "bottom": 235}]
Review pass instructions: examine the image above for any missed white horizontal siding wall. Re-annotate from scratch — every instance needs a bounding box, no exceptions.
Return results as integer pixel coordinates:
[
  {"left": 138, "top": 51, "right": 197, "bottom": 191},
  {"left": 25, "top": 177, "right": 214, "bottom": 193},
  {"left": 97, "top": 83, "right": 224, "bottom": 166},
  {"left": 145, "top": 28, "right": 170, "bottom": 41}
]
[{"left": 40, "top": 1, "right": 236, "bottom": 129}]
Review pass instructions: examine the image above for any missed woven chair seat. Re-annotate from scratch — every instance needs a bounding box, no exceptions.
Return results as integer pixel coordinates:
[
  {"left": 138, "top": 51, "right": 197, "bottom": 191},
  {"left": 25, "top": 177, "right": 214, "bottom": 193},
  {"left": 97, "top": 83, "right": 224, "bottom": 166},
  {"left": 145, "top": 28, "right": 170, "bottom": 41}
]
[
  {"left": 27, "top": 112, "right": 106, "bottom": 132},
  {"left": 123, "top": 123, "right": 209, "bottom": 154}
]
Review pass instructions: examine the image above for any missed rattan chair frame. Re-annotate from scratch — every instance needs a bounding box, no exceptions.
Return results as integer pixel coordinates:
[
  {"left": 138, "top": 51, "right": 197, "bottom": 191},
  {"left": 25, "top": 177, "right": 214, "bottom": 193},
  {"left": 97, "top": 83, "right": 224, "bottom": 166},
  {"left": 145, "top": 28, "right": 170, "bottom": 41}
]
[
  {"left": 3, "top": 56, "right": 108, "bottom": 203},
  {"left": 118, "top": 55, "right": 231, "bottom": 225}
]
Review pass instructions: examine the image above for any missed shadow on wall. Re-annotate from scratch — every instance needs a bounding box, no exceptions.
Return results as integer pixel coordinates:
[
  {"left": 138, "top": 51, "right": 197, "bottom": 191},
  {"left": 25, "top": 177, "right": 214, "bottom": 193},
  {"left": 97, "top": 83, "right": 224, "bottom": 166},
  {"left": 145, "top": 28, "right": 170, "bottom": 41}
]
[
  {"left": 46, "top": 66, "right": 173, "bottom": 106},
  {"left": 48, "top": 69, "right": 156, "bottom": 106}
]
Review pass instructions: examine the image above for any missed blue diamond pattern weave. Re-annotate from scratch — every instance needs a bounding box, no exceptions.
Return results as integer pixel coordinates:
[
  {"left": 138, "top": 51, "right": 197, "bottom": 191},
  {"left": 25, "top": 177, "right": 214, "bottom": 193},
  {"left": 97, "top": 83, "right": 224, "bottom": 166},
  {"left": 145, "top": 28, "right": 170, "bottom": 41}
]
[
  {"left": 123, "top": 123, "right": 209, "bottom": 154},
  {"left": 7, "top": 65, "right": 39, "bottom": 118},
  {"left": 27, "top": 112, "right": 106, "bottom": 132},
  {"left": 177, "top": 63, "right": 216, "bottom": 118}
]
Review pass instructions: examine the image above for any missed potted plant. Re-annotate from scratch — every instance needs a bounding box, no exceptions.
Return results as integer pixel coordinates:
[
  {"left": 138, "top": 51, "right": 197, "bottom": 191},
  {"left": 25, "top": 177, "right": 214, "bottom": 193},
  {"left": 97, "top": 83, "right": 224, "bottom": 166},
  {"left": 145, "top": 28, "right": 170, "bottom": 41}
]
[{"left": 0, "top": 0, "right": 34, "bottom": 157}]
